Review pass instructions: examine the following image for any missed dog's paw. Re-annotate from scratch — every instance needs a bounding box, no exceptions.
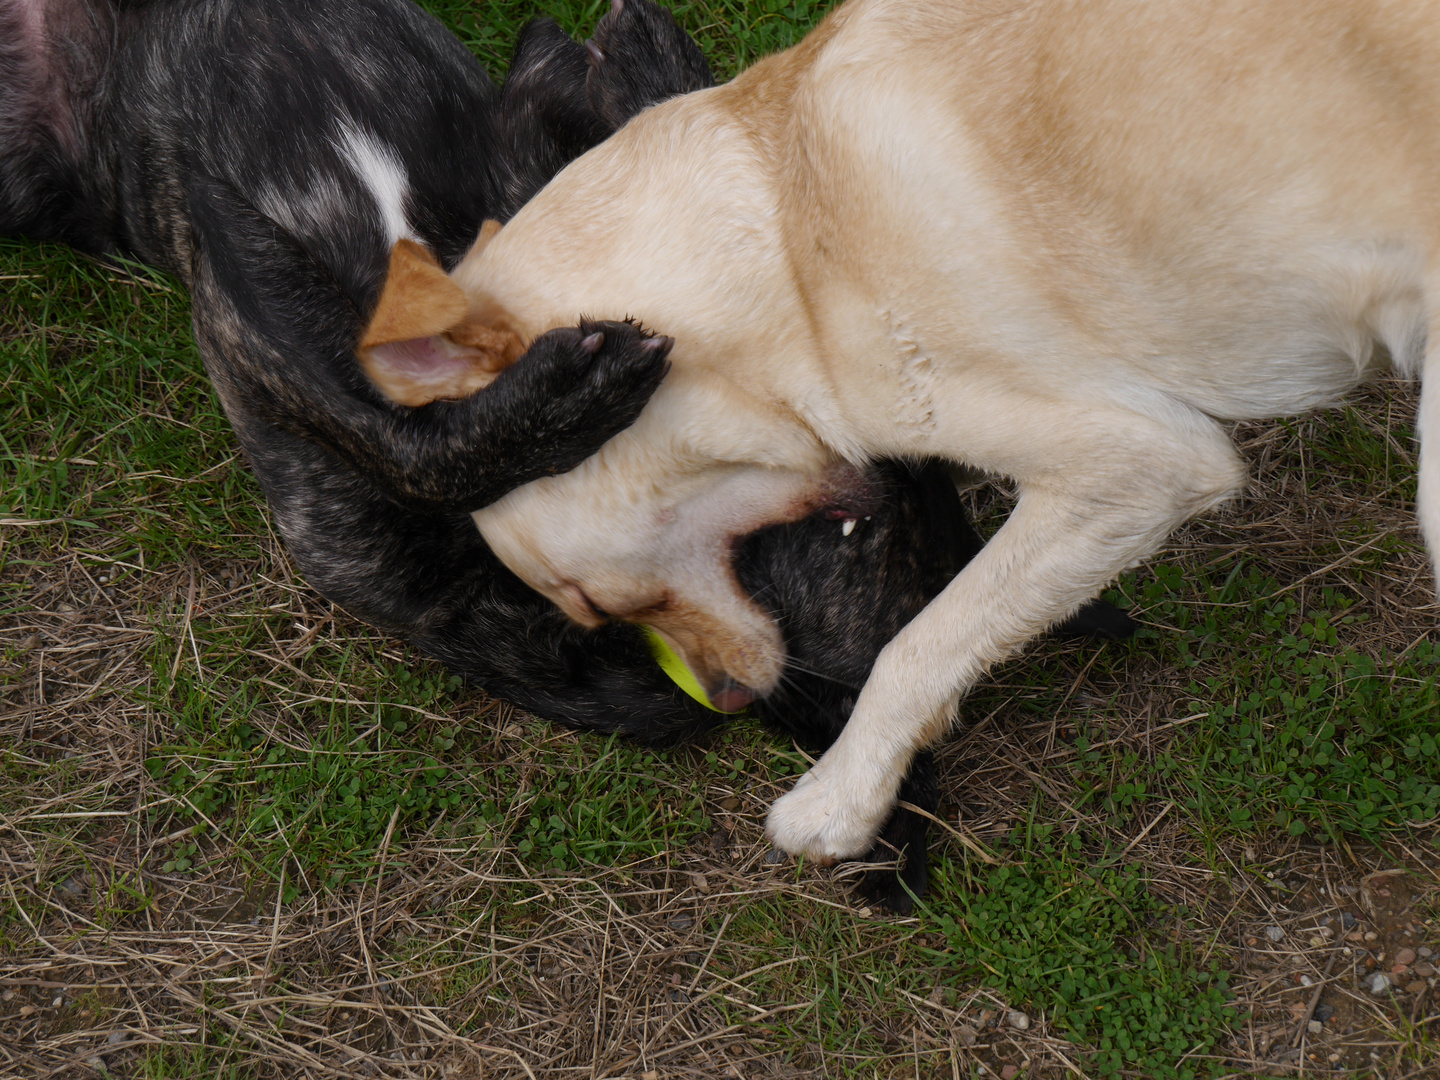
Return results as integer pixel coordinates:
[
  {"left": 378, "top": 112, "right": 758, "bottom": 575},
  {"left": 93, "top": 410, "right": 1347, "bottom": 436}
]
[
  {"left": 766, "top": 766, "right": 890, "bottom": 863},
  {"left": 498, "top": 320, "right": 671, "bottom": 476},
  {"left": 1052, "top": 598, "right": 1137, "bottom": 640},
  {"left": 850, "top": 803, "right": 930, "bottom": 914},
  {"left": 585, "top": 0, "right": 713, "bottom": 129}
]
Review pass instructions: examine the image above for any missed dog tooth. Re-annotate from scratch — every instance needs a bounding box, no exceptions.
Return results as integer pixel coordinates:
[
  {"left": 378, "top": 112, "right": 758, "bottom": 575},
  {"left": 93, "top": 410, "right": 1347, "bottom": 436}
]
[{"left": 841, "top": 519, "right": 855, "bottom": 536}]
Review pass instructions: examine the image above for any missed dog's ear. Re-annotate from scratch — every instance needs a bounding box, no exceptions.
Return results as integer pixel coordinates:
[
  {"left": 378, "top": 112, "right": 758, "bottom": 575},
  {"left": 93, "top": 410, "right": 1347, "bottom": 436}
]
[{"left": 358, "top": 229, "right": 522, "bottom": 406}]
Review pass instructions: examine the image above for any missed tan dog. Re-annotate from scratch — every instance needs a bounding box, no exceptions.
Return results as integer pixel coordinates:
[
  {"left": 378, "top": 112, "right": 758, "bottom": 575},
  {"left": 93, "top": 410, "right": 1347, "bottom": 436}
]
[{"left": 367, "top": 0, "right": 1440, "bottom": 862}]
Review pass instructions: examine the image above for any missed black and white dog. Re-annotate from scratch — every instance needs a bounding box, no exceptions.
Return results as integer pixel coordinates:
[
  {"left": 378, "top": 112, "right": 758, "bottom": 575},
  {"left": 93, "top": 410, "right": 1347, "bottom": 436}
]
[
  {"left": 0, "top": 0, "right": 718, "bottom": 725},
  {"left": 0, "top": 0, "right": 1131, "bottom": 909}
]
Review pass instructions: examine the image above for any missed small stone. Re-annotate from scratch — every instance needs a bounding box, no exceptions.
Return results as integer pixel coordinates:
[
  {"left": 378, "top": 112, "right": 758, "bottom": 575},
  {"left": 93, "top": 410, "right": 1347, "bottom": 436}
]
[
  {"left": 1266, "top": 925, "right": 1285, "bottom": 942},
  {"left": 689, "top": 872, "right": 709, "bottom": 892},
  {"left": 51, "top": 996, "right": 62, "bottom": 1008},
  {"left": 719, "top": 796, "right": 741, "bottom": 812},
  {"left": 1364, "top": 931, "right": 1378, "bottom": 942},
  {"left": 1340, "top": 912, "right": 1358, "bottom": 929},
  {"left": 1419, "top": 947, "right": 1433, "bottom": 958},
  {"left": 19, "top": 1005, "right": 36, "bottom": 1018},
  {"left": 1313, "top": 1004, "right": 1335, "bottom": 1022},
  {"left": 1007, "top": 1010, "right": 1031, "bottom": 1030},
  {"left": 1396, "top": 948, "right": 1417, "bottom": 965},
  {"left": 1001, "top": 1066, "right": 1020, "bottom": 1080},
  {"left": 1414, "top": 962, "right": 1436, "bottom": 977},
  {"left": 668, "top": 915, "right": 693, "bottom": 931},
  {"left": 1299, "top": 975, "right": 1314, "bottom": 987},
  {"left": 1365, "top": 972, "right": 1390, "bottom": 995},
  {"left": 641, "top": 1073, "right": 659, "bottom": 1080},
  {"left": 1308, "top": 1020, "right": 1323, "bottom": 1034},
  {"left": 1246, "top": 936, "right": 1259, "bottom": 947},
  {"left": 20, "top": 633, "right": 39, "bottom": 650},
  {"left": 2, "top": 991, "right": 12, "bottom": 1002},
  {"left": 107, "top": 1030, "right": 126, "bottom": 1046},
  {"left": 1406, "top": 980, "right": 1428, "bottom": 994},
  {"left": 1392, "top": 963, "right": 1410, "bottom": 975},
  {"left": 763, "top": 848, "right": 787, "bottom": 865},
  {"left": 85, "top": 1059, "right": 105, "bottom": 1071},
  {"left": 858, "top": 906, "right": 873, "bottom": 918},
  {"left": 1346, "top": 931, "right": 1364, "bottom": 943},
  {"left": 956, "top": 1025, "right": 978, "bottom": 1047},
  {"left": 1327, "top": 1054, "right": 1341, "bottom": 1064}
]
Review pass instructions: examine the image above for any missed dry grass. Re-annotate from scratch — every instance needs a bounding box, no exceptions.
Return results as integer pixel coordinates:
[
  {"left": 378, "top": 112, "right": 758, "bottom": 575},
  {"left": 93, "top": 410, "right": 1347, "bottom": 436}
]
[{"left": 1, "top": 378, "right": 1435, "bottom": 1078}]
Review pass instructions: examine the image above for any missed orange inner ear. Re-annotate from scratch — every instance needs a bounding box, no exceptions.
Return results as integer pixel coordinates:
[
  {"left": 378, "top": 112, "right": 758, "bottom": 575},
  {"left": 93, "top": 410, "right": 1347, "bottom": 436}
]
[
  {"left": 360, "top": 239, "right": 467, "bottom": 349},
  {"left": 357, "top": 238, "right": 524, "bottom": 406}
]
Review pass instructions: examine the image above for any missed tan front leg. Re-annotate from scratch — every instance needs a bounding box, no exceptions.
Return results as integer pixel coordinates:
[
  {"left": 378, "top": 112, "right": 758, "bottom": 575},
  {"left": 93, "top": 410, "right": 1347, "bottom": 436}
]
[{"left": 766, "top": 407, "right": 1246, "bottom": 861}]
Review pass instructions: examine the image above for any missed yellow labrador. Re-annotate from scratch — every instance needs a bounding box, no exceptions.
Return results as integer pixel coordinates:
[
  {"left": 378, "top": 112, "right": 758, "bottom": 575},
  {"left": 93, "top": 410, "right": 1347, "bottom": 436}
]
[{"left": 365, "top": 0, "right": 1440, "bottom": 862}]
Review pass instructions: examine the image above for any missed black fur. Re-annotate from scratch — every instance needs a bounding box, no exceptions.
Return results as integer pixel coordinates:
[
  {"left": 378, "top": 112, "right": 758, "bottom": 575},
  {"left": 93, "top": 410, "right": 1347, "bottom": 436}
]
[{"left": 0, "top": 0, "right": 729, "bottom": 732}]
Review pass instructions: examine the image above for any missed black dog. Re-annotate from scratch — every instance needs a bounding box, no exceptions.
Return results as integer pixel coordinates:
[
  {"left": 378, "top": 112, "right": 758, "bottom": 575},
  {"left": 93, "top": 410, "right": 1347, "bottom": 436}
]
[
  {"left": 0, "top": 0, "right": 721, "bottom": 731},
  {"left": 1, "top": 0, "right": 1132, "bottom": 911}
]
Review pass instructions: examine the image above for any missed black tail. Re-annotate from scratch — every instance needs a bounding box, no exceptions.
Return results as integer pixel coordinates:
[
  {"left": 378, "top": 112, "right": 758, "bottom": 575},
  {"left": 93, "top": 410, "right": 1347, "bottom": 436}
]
[{"left": 0, "top": 0, "right": 118, "bottom": 251}]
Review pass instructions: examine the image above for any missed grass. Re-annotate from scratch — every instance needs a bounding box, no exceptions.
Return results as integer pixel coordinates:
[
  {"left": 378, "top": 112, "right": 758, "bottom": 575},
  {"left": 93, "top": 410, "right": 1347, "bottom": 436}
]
[{"left": 3, "top": 1, "right": 1439, "bottom": 1078}]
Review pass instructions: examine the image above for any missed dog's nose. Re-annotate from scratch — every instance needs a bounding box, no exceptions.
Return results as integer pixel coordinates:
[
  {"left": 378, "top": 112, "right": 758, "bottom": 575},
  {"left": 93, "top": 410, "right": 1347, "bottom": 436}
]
[{"left": 709, "top": 677, "right": 755, "bottom": 712}]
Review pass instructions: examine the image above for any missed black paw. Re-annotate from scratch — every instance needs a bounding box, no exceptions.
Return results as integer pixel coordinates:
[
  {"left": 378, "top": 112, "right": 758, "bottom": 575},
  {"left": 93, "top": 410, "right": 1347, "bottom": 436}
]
[
  {"left": 585, "top": 0, "right": 714, "bottom": 129},
  {"left": 493, "top": 319, "right": 672, "bottom": 480},
  {"left": 850, "top": 802, "right": 930, "bottom": 914},
  {"left": 848, "top": 752, "right": 937, "bottom": 914},
  {"left": 1052, "top": 597, "right": 1137, "bottom": 641}
]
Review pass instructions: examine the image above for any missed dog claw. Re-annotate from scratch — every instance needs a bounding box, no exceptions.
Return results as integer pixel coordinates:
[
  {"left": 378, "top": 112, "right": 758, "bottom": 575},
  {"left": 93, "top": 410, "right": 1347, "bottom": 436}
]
[
  {"left": 580, "top": 331, "right": 605, "bottom": 354},
  {"left": 611, "top": 0, "right": 624, "bottom": 15},
  {"left": 585, "top": 40, "right": 604, "bottom": 67},
  {"left": 641, "top": 334, "right": 674, "bottom": 356}
]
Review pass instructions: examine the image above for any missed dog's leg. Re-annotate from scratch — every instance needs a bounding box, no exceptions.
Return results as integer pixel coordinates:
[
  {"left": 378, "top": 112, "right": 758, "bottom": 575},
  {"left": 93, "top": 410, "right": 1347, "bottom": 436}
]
[
  {"left": 1416, "top": 306, "right": 1440, "bottom": 584},
  {"left": 496, "top": 19, "right": 607, "bottom": 217},
  {"left": 584, "top": 0, "right": 714, "bottom": 129},
  {"left": 767, "top": 408, "right": 1245, "bottom": 861},
  {"left": 498, "top": 2, "right": 713, "bottom": 217}
]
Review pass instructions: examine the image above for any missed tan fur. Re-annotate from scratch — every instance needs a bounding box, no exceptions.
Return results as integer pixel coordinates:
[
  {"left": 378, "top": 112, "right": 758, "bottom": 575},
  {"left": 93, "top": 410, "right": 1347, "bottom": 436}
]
[
  {"left": 358, "top": 231, "right": 521, "bottom": 406},
  {"left": 415, "top": 0, "right": 1440, "bottom": 859}
]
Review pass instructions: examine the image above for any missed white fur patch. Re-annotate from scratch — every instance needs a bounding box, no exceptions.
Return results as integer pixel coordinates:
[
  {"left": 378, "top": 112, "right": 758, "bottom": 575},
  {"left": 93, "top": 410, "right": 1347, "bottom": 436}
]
[{"left": 335, "top": 121, "right": 414, "bottom": 245}]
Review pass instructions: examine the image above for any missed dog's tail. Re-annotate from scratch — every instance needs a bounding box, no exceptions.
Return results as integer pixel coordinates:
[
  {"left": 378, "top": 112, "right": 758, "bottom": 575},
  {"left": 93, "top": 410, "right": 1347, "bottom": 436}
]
[{"left": 0, "top": 0, "right": 117, "bottom": 250}]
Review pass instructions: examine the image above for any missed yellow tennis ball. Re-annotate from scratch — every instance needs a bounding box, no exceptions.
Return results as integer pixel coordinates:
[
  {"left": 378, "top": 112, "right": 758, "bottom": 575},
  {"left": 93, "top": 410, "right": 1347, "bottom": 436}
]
[{"left": 641, "top": 625, "right": 747, "bottom": 713}]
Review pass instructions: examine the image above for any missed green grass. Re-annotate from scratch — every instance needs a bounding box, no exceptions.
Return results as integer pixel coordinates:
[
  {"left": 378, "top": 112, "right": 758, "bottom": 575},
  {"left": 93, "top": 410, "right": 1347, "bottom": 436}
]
[
  {"left": 4, "top": 2, "right": 1438, "bottom": 1076},
  {"left": 925, "top": 836, "right": 1234, "bottom": 1080}
]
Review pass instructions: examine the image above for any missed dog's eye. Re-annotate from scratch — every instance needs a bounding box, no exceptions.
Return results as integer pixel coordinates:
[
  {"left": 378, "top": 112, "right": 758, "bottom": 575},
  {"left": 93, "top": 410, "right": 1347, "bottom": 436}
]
[{"left": 577, "top": 589, "right": 611, "bottom": 621}]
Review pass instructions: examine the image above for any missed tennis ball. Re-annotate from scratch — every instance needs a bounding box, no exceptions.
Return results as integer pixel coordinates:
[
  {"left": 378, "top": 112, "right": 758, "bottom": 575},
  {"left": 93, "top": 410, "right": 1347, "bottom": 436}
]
[{"left": 641, "top": 625, "right": 747, "bottom": 713}]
